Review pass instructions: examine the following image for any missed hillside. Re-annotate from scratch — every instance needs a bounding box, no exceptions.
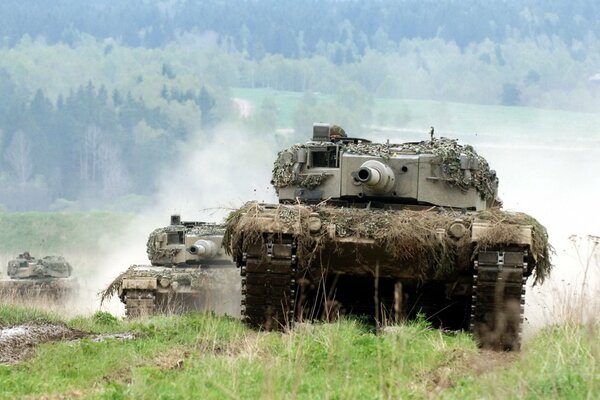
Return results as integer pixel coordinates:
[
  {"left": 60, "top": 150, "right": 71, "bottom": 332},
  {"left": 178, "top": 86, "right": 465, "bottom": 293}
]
[{"left": 232, "top": 87, "right": 600, "bottom": 141}]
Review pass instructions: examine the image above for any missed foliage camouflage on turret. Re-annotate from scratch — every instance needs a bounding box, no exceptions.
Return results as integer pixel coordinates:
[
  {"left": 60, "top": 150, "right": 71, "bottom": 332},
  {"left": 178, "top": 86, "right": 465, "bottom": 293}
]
[
  {"left": 271, "top": 138, "right": 498, "bottom": 200},
  {"left": 146, "top": 224, "right": 225, "bottom": 259}
]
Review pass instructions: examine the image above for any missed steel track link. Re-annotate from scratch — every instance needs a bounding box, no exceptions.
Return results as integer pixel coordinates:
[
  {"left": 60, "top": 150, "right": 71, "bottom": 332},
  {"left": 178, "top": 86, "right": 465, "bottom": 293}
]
[
  {"left": 240, "top": 234, "right": 297, "bottom": 330},
  {"left": 125, "top": 289, "right": 156, "bottom": 318},
  {"left": 470, "top": 248, "right": 527, "bottom": 351}
]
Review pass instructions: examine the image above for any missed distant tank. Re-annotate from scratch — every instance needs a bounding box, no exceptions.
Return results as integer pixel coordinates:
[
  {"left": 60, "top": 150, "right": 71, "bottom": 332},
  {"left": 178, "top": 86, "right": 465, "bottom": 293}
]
[
  {"left": 0, "top": 252, "right": 77, "bottom": 299},
  {"left": 102, "top": 215, "right": 238, "bottom": 317},
  {"left": 224, "top": 123, "right": 552, "bottom": 350}
]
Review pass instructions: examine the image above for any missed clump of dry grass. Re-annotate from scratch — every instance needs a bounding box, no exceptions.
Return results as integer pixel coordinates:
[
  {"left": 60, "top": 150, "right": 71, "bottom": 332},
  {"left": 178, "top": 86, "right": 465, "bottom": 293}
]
[
  {"left": 225, "top": 203, "right": 553, "bottom": 282},
  {"left": 542, "top": 235, "right": 600, "bottom": 325}
]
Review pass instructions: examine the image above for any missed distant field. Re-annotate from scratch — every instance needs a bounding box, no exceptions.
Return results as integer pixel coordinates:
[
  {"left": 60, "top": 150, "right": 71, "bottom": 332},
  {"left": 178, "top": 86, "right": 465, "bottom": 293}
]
[
  {"left": 232, "top": 87, "right": 314, "bottom": 128},
  {"left": 0, "top": 212, "right": 132, "bottom": 255},
  {"left": 231, "top": 88, "right": 600, "bottom": 140}
]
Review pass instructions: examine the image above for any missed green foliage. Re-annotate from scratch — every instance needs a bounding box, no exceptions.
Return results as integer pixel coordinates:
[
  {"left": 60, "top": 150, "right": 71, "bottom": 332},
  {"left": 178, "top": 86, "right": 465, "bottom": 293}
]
[
  {"left": 1, "top": 304, "right": 599, "bottom": 399},
  {"left": 92, "top": 311, "right": 119, "bottom": 327},
  {"left": 1, "top": 3, "right": 600, "bottom": 211},
  {"left": 445, "top": 323, "right": 600, "bottom": 398},
  {"left": 0, "top": 304, "right": 61, "bottom": 327},
  {"left": 1, "top": 1, "right": 598, "bottom": 59}
]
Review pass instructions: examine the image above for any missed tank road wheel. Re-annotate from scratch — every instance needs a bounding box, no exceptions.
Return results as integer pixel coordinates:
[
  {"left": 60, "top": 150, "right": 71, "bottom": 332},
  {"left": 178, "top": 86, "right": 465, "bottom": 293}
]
[
  {"left": 125, "top": 289, "right": 156, "bottom": 318},
  {"left": 470, "top": 248, "right": 527, "bottom": 351},
  {"left": 240, "top": 234, "right": 297, "bottom": 330}
]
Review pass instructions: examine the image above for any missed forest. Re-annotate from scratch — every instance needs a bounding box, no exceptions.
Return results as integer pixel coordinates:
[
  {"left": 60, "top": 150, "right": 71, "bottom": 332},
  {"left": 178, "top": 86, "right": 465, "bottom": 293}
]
[{"left": 1, "top": 0, "right": 600, "bottom": 211}]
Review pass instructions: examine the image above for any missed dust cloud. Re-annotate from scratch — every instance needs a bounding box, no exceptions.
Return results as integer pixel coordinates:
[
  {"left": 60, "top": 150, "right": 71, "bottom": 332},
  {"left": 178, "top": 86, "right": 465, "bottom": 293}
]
[
  {"left": 475, "top": 137, "right": 600, "bottom": 335},
  {"left": 89, "top": 124, "right": 280, "bottom": 317},
  {"left": 1, "top": 124, "right": 280, "bottom": 318}
]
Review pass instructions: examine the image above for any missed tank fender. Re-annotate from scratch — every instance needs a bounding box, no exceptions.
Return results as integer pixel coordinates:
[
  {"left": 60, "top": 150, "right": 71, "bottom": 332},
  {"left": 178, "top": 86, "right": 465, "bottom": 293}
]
[
  {"left": 471, "top": 221, "right": 534, "bottom": 259},
  {"left": 121, "top": 277, "right": 157, "bottom": 290}
]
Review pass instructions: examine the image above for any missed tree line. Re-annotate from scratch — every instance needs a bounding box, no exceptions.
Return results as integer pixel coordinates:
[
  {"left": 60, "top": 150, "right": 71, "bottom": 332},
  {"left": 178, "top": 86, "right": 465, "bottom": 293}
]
[
  {"left": 2, "top": 0, "right": 600, "bottom": 58},
  {"left": 1, "top": 1, "right": 599, "bottom": 211},
  {"left": 0, "top": 65, "right": 230, "bottom": 211}
]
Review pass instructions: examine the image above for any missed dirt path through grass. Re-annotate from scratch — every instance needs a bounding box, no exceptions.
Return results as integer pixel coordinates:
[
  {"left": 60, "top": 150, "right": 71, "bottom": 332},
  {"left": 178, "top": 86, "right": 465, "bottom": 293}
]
[{"left": 419, "top": 348, "right": 518, "bottom": 396}]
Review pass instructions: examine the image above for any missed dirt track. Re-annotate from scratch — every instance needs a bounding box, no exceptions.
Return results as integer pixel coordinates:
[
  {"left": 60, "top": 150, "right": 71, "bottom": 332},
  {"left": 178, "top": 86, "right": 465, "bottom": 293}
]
[
  {"left": 0, "top": 324, "right": 134, "bottom": 365},
  {"left": 0, "top": 324, "right": 85, "bottom": 364}
]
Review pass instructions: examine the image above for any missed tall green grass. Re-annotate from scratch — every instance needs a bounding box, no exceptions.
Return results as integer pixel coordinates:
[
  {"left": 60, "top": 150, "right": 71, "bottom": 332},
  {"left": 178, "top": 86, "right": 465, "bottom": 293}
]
[
  {"left": 445, "top": 323, "right": 600, "bottom": 399},
  {"left": 0, "top": 304, "right": 62, "bottom": 327},
  {"left": 2, "top": 304, "right": 599, "bottom": 399}
]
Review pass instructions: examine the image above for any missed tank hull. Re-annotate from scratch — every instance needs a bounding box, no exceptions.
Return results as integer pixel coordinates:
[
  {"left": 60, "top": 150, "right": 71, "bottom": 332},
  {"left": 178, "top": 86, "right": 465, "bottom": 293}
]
[
  {"left": 226, "top": 202, "right": 551, "bottom": 350},
  {"left": 104, "top": 264, "right": 238, "bottom": 317},
  {"left": 0, "top": 276, "right": 78, "bottom": 299}
]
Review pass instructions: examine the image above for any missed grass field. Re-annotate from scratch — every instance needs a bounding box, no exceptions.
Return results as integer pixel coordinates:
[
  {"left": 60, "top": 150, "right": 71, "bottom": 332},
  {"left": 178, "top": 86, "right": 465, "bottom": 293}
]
[
  {"left": 0, "top": 211, "right": 132, "bottom": 255},
  {"left": 231, "top": 87, "right": 600, "bottom": 140},
  {"left": 0, "top": 304, "right": 598, "bottom": 399},
  {"left": 0, "top": 211, "right": 136, "bottom": 299}
]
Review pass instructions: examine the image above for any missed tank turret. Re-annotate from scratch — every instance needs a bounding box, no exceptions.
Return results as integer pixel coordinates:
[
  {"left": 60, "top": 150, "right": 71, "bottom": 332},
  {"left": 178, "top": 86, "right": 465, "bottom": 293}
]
[
  {"left": 272, "top": 123, "right": 500, "bottom": 210},
  {"left": 7, "top": 252, "right": 72, "bottom": 279},
  {"left": 146, "top": 215, "right": 226, "bottom": 266}
]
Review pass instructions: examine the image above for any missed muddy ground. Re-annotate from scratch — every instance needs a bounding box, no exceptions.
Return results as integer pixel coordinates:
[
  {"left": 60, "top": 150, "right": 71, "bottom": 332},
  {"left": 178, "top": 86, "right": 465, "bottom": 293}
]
[{"left": 0, "top": 324, "right": 133, "bottom": 365}]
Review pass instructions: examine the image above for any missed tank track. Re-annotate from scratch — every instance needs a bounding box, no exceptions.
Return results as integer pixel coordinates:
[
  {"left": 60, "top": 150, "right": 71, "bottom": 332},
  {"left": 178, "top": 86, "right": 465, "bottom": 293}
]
[
  {"left": 470, "top": 248, "right": 527, "bottom": 351},
  {"left": 124, "top": 289, "right": 156, "bottom": 318},
  {"left": 240, "top": 233, "right": 297, "bottom": 330}
]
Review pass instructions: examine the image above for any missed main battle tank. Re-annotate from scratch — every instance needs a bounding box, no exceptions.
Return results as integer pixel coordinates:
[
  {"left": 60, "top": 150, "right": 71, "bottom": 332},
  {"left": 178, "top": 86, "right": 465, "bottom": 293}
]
[
  {"left": 224, "top": 123, "right": 552, "bottom": 350},
  {"left": 0, "top": 252, "right": 77, "bottom": 298},
  {"left": 102, "top": 215, "right": 238, "bottom": 317}
]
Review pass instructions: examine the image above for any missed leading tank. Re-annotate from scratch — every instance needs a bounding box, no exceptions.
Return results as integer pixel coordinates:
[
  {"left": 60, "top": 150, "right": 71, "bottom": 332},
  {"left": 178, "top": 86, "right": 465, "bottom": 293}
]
[
  {"left": 102, "top": 215, "right": 238, "bottom": 317},
  {"left": 224, "top": 123, "right": 552, "bottom": 350},
  {"left": 0, "top": 252, "right": 78, "bottom": 299}
]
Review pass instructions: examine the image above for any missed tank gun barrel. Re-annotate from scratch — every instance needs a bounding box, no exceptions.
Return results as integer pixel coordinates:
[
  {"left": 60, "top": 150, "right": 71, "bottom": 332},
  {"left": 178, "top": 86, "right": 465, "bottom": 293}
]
[
  {"left": 189, "top": 239, "right": 218, "bottom": 258},
  {"left": 357, "top": 167, "right": 381, "bottom": 185},
  {"left": 354, "top": 160, "right": 396, "bottom": 193}
]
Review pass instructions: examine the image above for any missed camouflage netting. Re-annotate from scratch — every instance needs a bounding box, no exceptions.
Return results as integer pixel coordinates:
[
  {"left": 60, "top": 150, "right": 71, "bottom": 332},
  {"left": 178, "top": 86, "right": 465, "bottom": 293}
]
[
  {"left": 224, "top": 203, "right": 553, "bottom": 284},
  {"left": 271, "top": 138, "right": 498, "bottom": 200},
  {"left": 146, "top": 224, "right": 225, "bottom": 258},
  {"left": 39, "top": 256, "right": 72, "bottom": 276},
  {"left": 99, "top": 265, "right": 231, "bottom": 305},
  {"left": 271, "top": 144, "right": 306, "bottom": 189}
]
